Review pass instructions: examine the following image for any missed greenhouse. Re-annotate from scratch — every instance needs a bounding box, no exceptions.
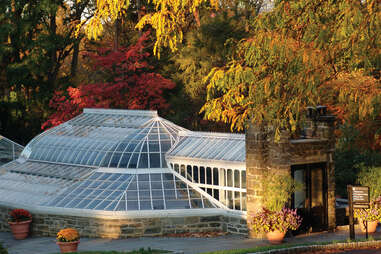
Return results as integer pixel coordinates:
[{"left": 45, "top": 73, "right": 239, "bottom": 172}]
[
  {"left": 0, "top": 135, "right": 24, "bottom": 166},
  {"left": 0, "top": 108, "right": 247, "bottom": 237}
]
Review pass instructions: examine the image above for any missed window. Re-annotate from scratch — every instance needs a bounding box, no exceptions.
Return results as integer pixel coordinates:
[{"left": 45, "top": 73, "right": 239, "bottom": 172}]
[
  {"left": 193, "top": 166, "right": 199, "bottom": 183},
  {"left": 227, "top": 169, "right": 233, "bottom": 187},
  {"left": 180, "top": 164, "right": 186, "bottom": 178},
  {"left": 213, "top": 168, "right": 219, "bottom": 185},
  {"left": 200, "top": 167, "right": 205, "bottom": 184},
  {"left": 234, "top": 170, "right": 240, "bottom": 188},
  {"left": 187, "top": 165, "right": 193, "bottom": 181},
  {"left": 206, "top": 167, "right": 212, "bottom": 184},
  {"left": 174, "top": 164, "right": 179, "bottom": 173},
  {"left": 241, "top": 170, "right": 246, "bottom": 188}
]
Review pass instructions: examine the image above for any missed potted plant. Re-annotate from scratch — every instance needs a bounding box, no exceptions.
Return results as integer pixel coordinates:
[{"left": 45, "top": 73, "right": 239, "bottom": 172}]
[
  {"left": 56, "top": 228, "right": 80, "bottom": 253},
  {"left": 250, "top": 172, "right": 303, "bottom": 244},
  {"left": 8, "top": 209, "right": 32, "bottom": 240},
  {"left": 251, "top": 207, "right": 302, "bottom": 244},
  {"left": 356, "top": 167, "right": 381, "bottom": 232},
  {"left": 354, "top": 198, "right": 381, "bottom": 233}
]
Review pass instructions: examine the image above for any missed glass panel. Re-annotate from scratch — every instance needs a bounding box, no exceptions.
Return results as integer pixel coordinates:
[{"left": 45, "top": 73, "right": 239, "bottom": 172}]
[
  {"left": 138, "top": 174, "right": 149, "bottom": 181},
  {"left": 190, "top": 199, "right": 203, "bottom": 208},
  {"left": 138, "top": 153, "right": 149, "bottom": 168},
  {"left": 166, "top": 200, "right": 190, "bottom": 209},
  {"left": 193, "top": 166, "right": 199, "bottom": 183},
  {"left": 234, "top": 170, "right": 240, "bottom": 188},
  {"left": 149, "top": 142, "right": 160, "bottom": 152},
  {"left": 227, "top": 169, "right": 233, "bottom": 187},
  {"left": 109, "top": 153, "right": 122, "bottom": 167},
  {"left": 174, "top": 164, "right": 179, "bottom": 173},
  {"left": 153, "top": 200, "right": 164, "bottom": 209},
  {"left": 115, "top": 201, "right": 126, "bottom": 211},
  {"left": 241, "top": 171, "right": 246, "bottom": 189},
  {"left": 128, "top": 153, "right": 139, "bottom": 168},
  {"left": 234, "top": 191, "right": 241, "bottom": 210},
  {"left": 152, "top": 190, "right": 163, "bottom": 199},
  {"left": 242, "top": 192, "right": 247, "bottom": 211},
  {"left": 200, "top": 167, "right": 205, "bottom": 184},
  {"left": 118, "top": 153, "right": 132, "bottom": 168},
  {"left": 140, "top": 201, "right": 152, "bottom": 210},
  {"left": 213, "top": 168, "right": 219, "bottom": 186},
  {"left": 151, "top": 181, "right": 163, "bottom": 190},
  {"left": 187, "top": 165, "right": 193, "bottom": 182},
  {"left": 150, "top": 153, "right": 160, "bottom": 168},
  {"left": 150, "top": 173, "right": 161, "bottom": 181},
  {"left": 206, "top": 167, "right": 212, "bottom": 185},
  {"left": 180, "top": 165, "right": 186, "bottom": 178},
  {"left": 220, "top": 168, "right": 226, "bottom": 186},
  {"left": 127, "top": 200, "right": 139, "bottom": 210}
]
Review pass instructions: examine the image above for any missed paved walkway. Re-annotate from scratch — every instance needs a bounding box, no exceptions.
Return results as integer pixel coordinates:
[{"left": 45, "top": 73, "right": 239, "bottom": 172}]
[{"left": 1, "top": 228, "right": 381, "bottom": 254}]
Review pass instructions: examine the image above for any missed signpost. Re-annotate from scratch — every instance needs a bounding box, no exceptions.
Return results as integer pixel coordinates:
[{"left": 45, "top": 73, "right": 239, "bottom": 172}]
[{"left": 347, "top": 186, "right": 370, "bottom": 240}]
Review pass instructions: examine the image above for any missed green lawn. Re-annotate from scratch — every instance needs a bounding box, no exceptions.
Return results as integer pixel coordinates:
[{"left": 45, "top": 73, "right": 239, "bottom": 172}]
[{"left": 52, "top": 249, "right": 168, "bottom": 254}]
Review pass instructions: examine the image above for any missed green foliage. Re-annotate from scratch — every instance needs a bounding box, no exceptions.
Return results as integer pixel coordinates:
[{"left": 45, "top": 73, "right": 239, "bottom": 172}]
[
  {"left": 335, "top": 125, "right": 381, "bottom": 198},
  {"left": 262, "top": 171, "right": 303, "bottom": 212},
  {"left": 0, "top": 243, "right": 8, "bottom": 254},
  {"left": 201, "top": 0, "right": 381, "bottom": 139},
  {"left": 357, "top": 167, "right": 381, "bottom": 201}
]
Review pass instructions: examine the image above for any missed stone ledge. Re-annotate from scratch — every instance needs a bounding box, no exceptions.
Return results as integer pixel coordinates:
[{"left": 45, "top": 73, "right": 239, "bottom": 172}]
[{"left": 251, "top": 240, "right": 381, "bottom": 254}]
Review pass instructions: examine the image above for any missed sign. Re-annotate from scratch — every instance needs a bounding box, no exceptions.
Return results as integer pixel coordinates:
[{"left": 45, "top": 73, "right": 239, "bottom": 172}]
[
  {"left": 352, "top": 186, "right": 370, "bottom": 209},
  {"left": 347, "top": 185, "right": 370, "bottom": 240}
]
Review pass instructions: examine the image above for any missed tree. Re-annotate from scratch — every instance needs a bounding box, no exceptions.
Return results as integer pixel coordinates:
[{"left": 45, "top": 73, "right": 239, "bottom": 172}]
[
  {"left": 201, "top": 0, "right": 381, "bottom": 138},
  {"left": 42, "top": 31, "right": 175, "bottom": 129},
  {"left": 0, "top": 0, "right": 94, "bottom": 143},
  {"left": 84, "top": 0, "right": 380, "bottom": 140}
]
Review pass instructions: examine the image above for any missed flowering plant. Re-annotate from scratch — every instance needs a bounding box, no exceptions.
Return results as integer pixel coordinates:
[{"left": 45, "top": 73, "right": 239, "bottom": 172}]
[
  {"left": 251, "top": 207, "right": 302, "bottom": 233},
  {"left": 56, "top": 228, "right": 80, "bottom": 242},
  {"left": 9, "top": 209, "right": 32, "bottom": 222},
  {"left": 354, "top": 197, "right": 381, "bottom": 223}
]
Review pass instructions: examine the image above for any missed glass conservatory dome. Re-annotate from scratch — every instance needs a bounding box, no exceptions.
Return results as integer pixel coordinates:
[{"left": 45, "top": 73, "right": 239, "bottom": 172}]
[{"left": 0, "top": 108, "right": 226, "bottom": 215}]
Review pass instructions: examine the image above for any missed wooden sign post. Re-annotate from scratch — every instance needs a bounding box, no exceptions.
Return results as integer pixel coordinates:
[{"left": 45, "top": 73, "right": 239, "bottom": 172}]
[{"left": 347, "top": 185, "right": 370, "bottom": 240}]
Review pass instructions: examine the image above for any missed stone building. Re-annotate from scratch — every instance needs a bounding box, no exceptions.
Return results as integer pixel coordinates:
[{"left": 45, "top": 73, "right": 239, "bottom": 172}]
[
  {"left": 246, "top": 106, "right": 336, "bottom": 237},
  {"left": 0, "top": 108, "right": 335, "bottom": 238}
]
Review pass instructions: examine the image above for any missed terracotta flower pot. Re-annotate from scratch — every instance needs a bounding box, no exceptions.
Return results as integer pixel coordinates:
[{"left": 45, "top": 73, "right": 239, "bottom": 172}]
[
  {"left": 266, "top": 230, "right": 286, "bottom": 244},
  {"left": 8, "top": 220, "right": 32, "bottom": 240},
  {"left": 56, "top": 240, "right": 80, "bottom": 253},
  {"left": 359, "top": 219, "right": 378, "bottom": 233}
]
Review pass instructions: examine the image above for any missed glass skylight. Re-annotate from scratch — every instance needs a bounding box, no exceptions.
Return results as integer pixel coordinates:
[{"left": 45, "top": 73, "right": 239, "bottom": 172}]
[
  {"left": 22, "top": 109, "right": 185, "bottom": 169},
  {"left": 167, "top": 132, "right": 245, "bottom": 162},
  {"left": 45, "top": 172, "right": 216, "bottom": 211}
]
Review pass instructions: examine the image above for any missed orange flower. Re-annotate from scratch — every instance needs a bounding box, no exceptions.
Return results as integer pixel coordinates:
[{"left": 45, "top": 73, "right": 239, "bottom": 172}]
[{"left": 56, "top": 228, "right": 80, "bottom": 242}]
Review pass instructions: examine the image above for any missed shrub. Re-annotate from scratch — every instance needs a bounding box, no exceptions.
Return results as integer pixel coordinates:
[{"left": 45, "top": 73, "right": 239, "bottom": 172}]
[
  {"left": 261, "top": 171, "right": 303, "bottom": 212},
  {"left": 357, "top": 167, "right": 381, "bottom": 201},
  {"left": 0, "top": 243, "right": 8, "bottom": 254}
]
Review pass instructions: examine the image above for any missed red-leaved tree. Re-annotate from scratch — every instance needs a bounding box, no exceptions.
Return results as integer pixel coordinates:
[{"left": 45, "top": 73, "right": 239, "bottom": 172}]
[{"left": 42, "top": 32, "right": 175, "bottom": 129}]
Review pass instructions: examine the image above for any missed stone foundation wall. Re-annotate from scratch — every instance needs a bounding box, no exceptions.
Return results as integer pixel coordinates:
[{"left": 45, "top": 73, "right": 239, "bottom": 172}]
[{"left": 0, "top": 205, "right": 247, "bottom": 238}]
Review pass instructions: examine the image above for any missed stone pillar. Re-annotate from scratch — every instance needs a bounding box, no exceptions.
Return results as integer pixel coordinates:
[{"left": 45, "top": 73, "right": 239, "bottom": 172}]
[
  {"left": 318, "top": 115, "right": 336, "bottom": 231},
  {"left": 245, "top": 124, "right": 291, "bottom": 238},
  {"left": 245, "top": 124, "right": 267, "bottom": 238}
]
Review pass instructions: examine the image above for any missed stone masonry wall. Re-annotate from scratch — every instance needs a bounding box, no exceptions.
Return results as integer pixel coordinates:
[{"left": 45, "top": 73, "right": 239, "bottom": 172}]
[{"left": 0, "top": 205, "right": 247, "bottom": 238}]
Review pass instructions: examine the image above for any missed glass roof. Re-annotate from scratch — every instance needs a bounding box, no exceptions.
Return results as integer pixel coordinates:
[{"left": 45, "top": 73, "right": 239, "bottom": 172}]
[
  {"left": 4, "top": 160, "right": 94, "bottom": 180},
  {"left": 44, "top": 172, "right": 217, "bottom": 211},
  {"left": 167, "top": 131, "right": 245, "bottom": 162},
  {"left": 0, "top": 109, "right": 238, "bottom": 215},
  {"left": 0, "top": 135, "right": 24, "bottom": 166},
  {"left": 22, "top": 109, "right": 186, "bottom": 169}
]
